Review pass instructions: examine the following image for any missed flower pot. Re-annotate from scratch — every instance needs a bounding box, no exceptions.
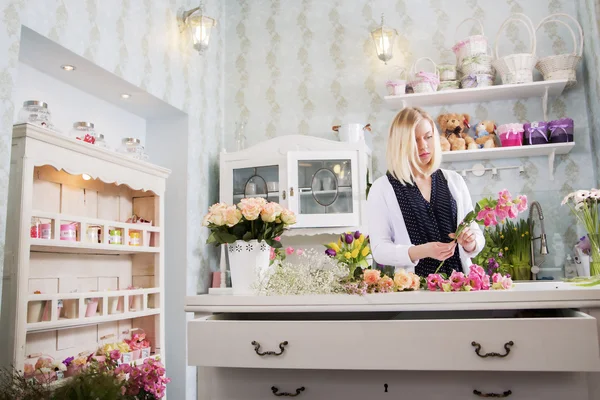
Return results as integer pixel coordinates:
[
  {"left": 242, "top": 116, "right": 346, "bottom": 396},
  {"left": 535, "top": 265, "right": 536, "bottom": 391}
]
[
  {"left": 227, "top": 239, "right": 271, "bottom": 295},
  {"left": 512, "top": 263, "right": 531, "bottom": 281},
  {"left": 589, "top": 234, "right": 600, "bottom": 276}
]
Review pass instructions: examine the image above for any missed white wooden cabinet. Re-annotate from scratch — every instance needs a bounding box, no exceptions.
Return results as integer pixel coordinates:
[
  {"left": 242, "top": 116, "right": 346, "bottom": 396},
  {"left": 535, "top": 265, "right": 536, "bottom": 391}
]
[
  {"left": 1, "top": 124, "right": 170, "bottom": 373},
  {"left": 186, "top": 284, "right": 600, "bottom": 400},
  {"left": 219, "top": 136, "right": 371, "bottom": 234}
]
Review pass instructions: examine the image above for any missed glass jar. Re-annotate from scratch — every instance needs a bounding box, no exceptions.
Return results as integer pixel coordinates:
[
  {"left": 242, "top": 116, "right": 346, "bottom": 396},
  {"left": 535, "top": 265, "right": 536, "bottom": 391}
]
[
  {"left": 94, "top": 134, "right": 109, "bottom": 150},
  {"left": 18, "top": 101, "right": 54, "bottom": 129},
  {"left": 120, "top": 137, "right": 148, "bottom": 160},
  {"left": 70, "top": 122, "right": 98, "bottom": 143}
]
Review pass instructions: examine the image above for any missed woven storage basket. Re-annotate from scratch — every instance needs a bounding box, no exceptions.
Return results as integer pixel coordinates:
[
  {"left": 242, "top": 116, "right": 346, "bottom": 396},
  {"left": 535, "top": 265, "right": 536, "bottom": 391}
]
[
  {"left": 535, "top": 13, "right": 583, "bottom": 89},
  {"left": 409, "top": 57, "right": 440, "bottom": 93},
  {"left": 459, "top": 48, "right": 495, "bottom": 77},
  {"left": 492, "top": 13, "right": 538, "bottom": 85},
  {"left": 437, "top": 64, "right": 457, "bottom": 81},
  {"left": 452, "top": 18, "right": 488, "bottom": 64}
]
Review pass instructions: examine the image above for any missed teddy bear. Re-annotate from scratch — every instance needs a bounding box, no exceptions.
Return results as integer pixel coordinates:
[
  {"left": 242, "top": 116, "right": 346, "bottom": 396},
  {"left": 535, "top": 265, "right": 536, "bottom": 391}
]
[
  {"left": 436, "top": 113, "right": 477, "bottom": 151},
  {"left": 473, "top": 120, "right": 498, "bottom": 149}
]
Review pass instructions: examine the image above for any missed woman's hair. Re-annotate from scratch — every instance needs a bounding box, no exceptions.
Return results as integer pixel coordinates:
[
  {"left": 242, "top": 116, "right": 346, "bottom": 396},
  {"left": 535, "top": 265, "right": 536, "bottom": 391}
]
[{"left": 386, "top": 106, "right": 442, "bottom": 185}]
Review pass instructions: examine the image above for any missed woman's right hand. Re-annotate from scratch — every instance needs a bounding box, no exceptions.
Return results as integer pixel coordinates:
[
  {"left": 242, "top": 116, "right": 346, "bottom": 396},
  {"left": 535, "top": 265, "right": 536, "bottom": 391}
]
[{"left": 409, "top": 241, "right": 457, "bottom": 263}]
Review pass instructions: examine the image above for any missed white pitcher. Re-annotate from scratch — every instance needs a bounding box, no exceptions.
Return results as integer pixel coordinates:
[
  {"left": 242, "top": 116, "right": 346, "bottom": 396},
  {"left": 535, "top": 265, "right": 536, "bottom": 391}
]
[{"left": 332, "top": 123, "right": 371, "bottom": 144}]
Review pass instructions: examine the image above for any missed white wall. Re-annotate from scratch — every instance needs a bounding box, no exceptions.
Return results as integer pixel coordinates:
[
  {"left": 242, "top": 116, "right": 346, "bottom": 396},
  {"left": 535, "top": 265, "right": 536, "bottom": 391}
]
[{"left": 13, "top": 62, "right": 147, "bottom": 152}]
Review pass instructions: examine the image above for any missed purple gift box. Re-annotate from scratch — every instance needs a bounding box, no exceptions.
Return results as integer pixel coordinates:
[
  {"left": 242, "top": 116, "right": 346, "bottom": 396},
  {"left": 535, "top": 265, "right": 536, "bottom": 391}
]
[
  {"left": 548, "top": 118, "right": 574, "bottom": 143},
  {"left": 523, "top": 121, "right": 550, "bottom": 145}
]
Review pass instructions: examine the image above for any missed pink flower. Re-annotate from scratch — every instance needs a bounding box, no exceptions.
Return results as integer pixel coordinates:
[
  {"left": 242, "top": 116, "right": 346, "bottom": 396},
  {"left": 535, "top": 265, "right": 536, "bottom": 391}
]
[
  {"left": 295, "top": 249, "right": 304, "bottom": 256},
  {"left": 495, "top": 204, "right": 508, "bottom": 222},
  {"left": 285, "top": 247, "right": 294, "bottom": 256},
  {"left": 393, "top": 270, "right": 412, "bottom": 290},
  {"left": 449, "top": 270, "right": 466, "bottom": 291},
  {"left": 506, "top": 204, "right": 518, "bottom": 219},
  {"left": 274, "top": 236, "right": 281, "bottom": 242},
  {"left": 481, "top": 275, "right": 491, "bottom": 290},
  {"left": 426, "top": 274, "right": 443, "bottom": 291},
  {"left": 497, "top": 189, "right": 512, "bottom": 206},
  {"left": 410, "top": 273, "right": 421, "bottom": 290},
  {"left": 467, "top": 272, "right": 483, "bottom": 291},
  {"left": 269, "top": 247, "right": 276, "bottom": 261},
  {"left": 364, "top": 269, "right": 381, "bottom": 285},
  {"left": 515, "top": 195, "right": 528, "bottom": 212},
  {"left": 502, "top": 275, "right": 513, "bottom": 289},
  {"left": 110, "top": 349, "right": 121, "bottom": 361},
  {"left": 477, "top": 207, "right": 497, "bottom": 227}
]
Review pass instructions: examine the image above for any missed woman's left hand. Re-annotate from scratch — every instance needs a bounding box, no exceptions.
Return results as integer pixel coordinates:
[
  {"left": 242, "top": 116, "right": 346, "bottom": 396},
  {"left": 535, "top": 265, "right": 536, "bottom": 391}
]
[{"left": 449, "top": 227, "right": 477, "bottom": 253}]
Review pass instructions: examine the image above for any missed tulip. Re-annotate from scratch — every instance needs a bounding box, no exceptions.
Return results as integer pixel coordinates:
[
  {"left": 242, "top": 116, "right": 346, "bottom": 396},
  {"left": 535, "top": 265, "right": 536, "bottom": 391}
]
[
  {"left": 325, "top": 248, "right": 336, "bottom": 257},
  {"left": 345, "top": 233, "right": 354, "bottom": 244},
  {"left": 354, "top": 231, "right": 361, "bottom": 240}
]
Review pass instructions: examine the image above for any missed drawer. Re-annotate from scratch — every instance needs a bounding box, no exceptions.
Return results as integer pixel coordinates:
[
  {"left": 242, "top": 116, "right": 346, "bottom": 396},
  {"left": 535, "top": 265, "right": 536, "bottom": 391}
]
[
  {"left": 188, "top": 309, "right": 600, "bottom": 372},
  {"left": 199, "top": 368, "right": 589, "bottom": 400}
]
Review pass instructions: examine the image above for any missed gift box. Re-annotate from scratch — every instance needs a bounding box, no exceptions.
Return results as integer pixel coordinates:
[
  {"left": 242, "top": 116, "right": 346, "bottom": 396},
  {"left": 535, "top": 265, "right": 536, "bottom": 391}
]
[
  {"left": 497, "top": 123, "right": 524, "bottom": 147},
  {"left": 523, "top": 121, "right": 550, "bottom": 145},
  {"left": 548, "top": 118, "right": 574, "bottom": 143}
]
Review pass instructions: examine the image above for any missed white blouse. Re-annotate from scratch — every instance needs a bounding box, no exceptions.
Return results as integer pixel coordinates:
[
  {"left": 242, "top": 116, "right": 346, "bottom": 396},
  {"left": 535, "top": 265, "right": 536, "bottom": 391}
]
[{"left": 367, "top": 169, "right": 485, "bottom": 275}]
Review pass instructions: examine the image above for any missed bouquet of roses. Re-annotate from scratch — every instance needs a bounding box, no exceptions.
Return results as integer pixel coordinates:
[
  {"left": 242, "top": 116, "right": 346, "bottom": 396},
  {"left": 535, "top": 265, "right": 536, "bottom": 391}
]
[
  {"left": 436, "top": 189, "right": 528, "bottom": 273},
  {"left": 344, "top": 268, "right": 421, "bottom": 295},
  {"left": 426, "top": 264, "right": 513, "bottom": 292}
]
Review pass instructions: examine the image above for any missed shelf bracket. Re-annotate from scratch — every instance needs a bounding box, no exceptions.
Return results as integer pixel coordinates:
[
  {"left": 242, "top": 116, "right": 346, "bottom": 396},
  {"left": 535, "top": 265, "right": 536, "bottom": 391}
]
[
  {"left": 548, "top": 149, "right": 556, "bottom": 181},
  {"left": 541, "top": 87, "right": 549, "bottom": 122}
]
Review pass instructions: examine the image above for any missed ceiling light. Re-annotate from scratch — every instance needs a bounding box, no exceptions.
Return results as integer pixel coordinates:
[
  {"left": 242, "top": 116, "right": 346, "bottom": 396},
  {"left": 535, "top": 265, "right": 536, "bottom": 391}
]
[
  {"left": 82, "top": 174, "right": 91, "bottom": 181},
  {"left": 61, "top": 64, "right": 76, "bottom": 71},
  {"left": 120, "top": 93, "right": 131, "bottom": 99}
]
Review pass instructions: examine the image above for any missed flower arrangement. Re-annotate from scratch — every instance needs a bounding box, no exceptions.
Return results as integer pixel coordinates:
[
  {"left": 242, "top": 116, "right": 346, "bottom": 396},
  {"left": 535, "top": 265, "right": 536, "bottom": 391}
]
[
  {"left": 324, "top": 230, "right": 371, "bottom": 279},
  {"left": 125, "top": 333, "right": 151, "bottom": 352},
  {"left": 425, "top": 264, "right": 513, "bottom": 292},
  {"left": 472, "top": 226, "right": 511, "bottom": 276},
  {"left": 203, "top": 197, "right": 296, "bottom": 248},
  {"left": 436, "top": 189, "right": 528, "bottom": 273},
  {"left": 344, "top": 268, "right": 421, "bottom": 295},
  {"left": 562, "top": 188, "right": 600, "bottom": 276}
]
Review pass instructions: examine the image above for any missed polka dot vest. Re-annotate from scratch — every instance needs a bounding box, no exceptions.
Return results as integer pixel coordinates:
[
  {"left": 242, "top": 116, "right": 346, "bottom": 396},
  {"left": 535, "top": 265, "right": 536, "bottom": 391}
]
[{"left": 386, "top": 170, "right": 462, "bottom": 276}]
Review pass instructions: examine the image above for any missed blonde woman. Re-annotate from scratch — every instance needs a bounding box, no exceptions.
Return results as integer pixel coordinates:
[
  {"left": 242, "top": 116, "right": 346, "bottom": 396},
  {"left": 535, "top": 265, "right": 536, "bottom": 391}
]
[{"left": 367, "top": 107, "right": 485, "bottom": 276}]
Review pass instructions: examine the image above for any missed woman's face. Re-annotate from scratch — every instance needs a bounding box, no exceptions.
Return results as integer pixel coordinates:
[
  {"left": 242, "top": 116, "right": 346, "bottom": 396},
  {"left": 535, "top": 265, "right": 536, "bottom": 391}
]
[{"left": 414, "top": 119, "right": 434, "bottom": 166}]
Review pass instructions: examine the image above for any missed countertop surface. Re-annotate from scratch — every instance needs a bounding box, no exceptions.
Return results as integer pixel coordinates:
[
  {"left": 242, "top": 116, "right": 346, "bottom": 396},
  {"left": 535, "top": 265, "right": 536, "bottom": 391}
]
[{"left": 185, "top": 281, "right": 600, "bottom": 313}]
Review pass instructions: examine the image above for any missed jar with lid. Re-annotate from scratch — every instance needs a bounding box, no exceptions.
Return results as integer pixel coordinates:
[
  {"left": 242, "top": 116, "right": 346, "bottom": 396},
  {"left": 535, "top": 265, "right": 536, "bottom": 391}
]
[
  {"left": 18, "top": 101, "right": 54, "bottom": 129},
  {"left": 120, "top": 137, "right": 148, "bottom": 160},
  {"left": 70, "top": 122, "right": 98, "bottom": 143},
  {"left": 94, "top": 134, "right": 110, "bottom": 150}
]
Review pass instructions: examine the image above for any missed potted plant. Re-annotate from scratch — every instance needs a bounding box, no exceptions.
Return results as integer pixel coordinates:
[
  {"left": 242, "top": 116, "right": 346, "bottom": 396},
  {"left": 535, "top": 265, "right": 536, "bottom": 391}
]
[
  {"left": 562, "top": 189, "right": 600, "bottom": 276},
  {"left": 203, "top": 198, "right": 296, "bottom": 294}
]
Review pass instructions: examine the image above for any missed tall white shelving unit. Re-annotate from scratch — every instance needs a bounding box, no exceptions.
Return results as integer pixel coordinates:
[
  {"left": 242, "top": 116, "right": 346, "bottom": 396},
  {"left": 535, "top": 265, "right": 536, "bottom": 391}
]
[{"left": 1, "top": 123, "right": 170, "bottom": 373}]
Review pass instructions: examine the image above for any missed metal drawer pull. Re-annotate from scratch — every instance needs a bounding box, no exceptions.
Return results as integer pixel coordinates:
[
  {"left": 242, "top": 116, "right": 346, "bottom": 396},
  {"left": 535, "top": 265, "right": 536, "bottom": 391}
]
[
  {"left": 473, "top": 389, "right": 512, "bottom": 397},
  {"left": 271, "top": 386, "right": 305, "bottom": 397},
  {"left": 471, "top": 341, "right": 514, "bottom": 358},
  {"left": 252, "top": 340, "right": 288, "bottom": 356}
]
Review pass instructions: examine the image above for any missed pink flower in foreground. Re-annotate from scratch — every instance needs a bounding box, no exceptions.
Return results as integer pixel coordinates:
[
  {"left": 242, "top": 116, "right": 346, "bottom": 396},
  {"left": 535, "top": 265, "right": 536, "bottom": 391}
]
[
  {"left": 467, "top": 272, "right": 483, "bottom": 291},
  {"left": 495, "top": 204, "right": 508, "bottom": 222},
  {"left": 410, "top": 273, "right": 421, "bottom": 290},
  {"left": 477, "top": 207, "right": 498, "bottom": 227},
  {"left": 506, "top": 204, "right": 518, "bottom": 219},
  {"left": 426, "top": 274, "right": 443, "bottom": 291},
  {"left": 285, "top": 246, "right": 294, "bottom": 256},
  {"left": 110, "top": 349, "right": 121, "bottom": 361},
  {"left": 449, "top": 270, "right": 466, "bottom": 291},
  {"left": 363, "top": 269, "right": 381, "bottom": 285},
  {"left": 269, "top": 247, "right": 276, "bottom": 261},
  {"left": 515, "top": 195, "right": 528, "bottom": 212}
]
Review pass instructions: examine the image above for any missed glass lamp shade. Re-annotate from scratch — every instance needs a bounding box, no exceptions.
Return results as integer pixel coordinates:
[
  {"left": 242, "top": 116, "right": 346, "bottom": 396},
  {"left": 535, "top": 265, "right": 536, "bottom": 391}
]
[
  {"left": 371, "top": 26, "right": 396, "bottom": 63},
  {"left": 187, "top": 13, "right": 216, "bottom": 54}
]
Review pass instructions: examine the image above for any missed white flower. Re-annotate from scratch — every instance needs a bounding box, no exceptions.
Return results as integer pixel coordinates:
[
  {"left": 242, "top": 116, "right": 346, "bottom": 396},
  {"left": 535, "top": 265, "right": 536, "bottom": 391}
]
[{"left": 575, "top": 190, "right": 591, "bottom": 204}]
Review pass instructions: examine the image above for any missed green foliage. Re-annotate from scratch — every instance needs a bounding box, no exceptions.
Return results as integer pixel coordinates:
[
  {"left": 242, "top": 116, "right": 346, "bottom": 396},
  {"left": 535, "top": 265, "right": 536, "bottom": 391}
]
[
  {"left": 51, "top": 366, "right": 126, "bottom": 400},
  {"left": 0, "top": 367, "right": 52, "bottom": 400}
]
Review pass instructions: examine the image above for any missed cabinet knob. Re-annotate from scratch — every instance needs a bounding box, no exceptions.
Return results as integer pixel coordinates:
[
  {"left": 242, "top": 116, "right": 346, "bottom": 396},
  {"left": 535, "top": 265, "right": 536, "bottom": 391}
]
[
  {"left": 471, "top": 341, "right": 514, "bottom": 358},
  {"left": 271, "top": 386, "right": 305, "bottom": 397},
  {"left": 473, "top": 389, "right": 512, "bottom": 397},
  {"left": 252, "top": 340, "right": 288, "bottom": 356},
  {"left": 290, "top": 187, "right": 294, "bottom": 197},
  {"left": 282, "top": 190, "right": 286, "bottom": 200}
]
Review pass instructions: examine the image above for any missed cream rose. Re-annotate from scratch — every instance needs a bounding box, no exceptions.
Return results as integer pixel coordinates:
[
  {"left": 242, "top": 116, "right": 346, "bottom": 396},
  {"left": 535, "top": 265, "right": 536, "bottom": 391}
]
[
  {"left": 280, "top": 208, "right": 297, "bottom": 225},
  {"left": 394, "top": 269, "right": 412, "bottom": 290},
  {"left": 260, "top": 202, "right": 283, "bottom": 223},
  {"left": 207, "top": 203, "right": 228, "bottom": 226},
  {"left": 238, "top": 198, "right": 265, "bottom": 221},
  {"left": 223, "top": 205, "right": 242, "bottom": 227},
  {"left": 363, "top": 269, "right": 381, "bottom": 285},
  {"left": 410, "top": 273, "right": 421, "bottom": 290}
]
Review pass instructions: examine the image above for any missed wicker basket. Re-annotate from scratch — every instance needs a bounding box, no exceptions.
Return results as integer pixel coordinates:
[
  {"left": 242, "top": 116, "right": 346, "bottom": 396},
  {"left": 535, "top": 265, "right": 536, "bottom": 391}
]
[
  {"left": 492, "top": 13, "right": 538, "bottom": 85},
  {"left": 535, "top": 13, "right": 583, "bottom": 89},
  {"left": 452, "top": 18, "right": 488, "bottom": 64},
  {"left": 458, "top": 48, "right": 495, "bottom": 77},
  {"left": 437, "top": 64, "right": 457, "bottom": 81},
  {"left": 408, "top": 57, "right": 440, "bottom": 93},
  {"left": 438, "top": 80, "right": 459, "bottom": 91}
]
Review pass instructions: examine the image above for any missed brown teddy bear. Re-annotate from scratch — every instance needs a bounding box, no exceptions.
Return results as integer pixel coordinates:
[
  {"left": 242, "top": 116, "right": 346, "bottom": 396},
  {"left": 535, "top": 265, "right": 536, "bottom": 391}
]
[
  {"left": 474, "top": 120, "right": 498, "bottom": 149},
  {"left": 437, "top": 113, "right": 477, "bottom": 151}
]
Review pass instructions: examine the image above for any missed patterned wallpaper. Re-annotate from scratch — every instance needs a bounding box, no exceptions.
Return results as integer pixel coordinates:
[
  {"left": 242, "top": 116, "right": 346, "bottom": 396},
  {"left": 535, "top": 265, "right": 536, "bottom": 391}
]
[
  {"left": 0, "top": 1, "right": 224, "bottom": 398},
  {"left": 224, "top": 0, "right": 598, "bottom": 270}
]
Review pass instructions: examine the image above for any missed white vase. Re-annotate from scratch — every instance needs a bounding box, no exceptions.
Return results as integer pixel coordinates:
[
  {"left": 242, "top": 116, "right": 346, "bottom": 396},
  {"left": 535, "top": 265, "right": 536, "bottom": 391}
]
[{"left": 227, "top": 239, "right": 270, "bottom": 295}]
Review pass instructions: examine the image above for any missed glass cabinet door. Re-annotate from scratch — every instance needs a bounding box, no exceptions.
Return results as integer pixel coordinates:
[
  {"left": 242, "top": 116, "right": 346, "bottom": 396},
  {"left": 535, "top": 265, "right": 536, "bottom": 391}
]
[
  {"left": 288, "top": 151, "right": 359, "bottom": 228},
  {"left": 232, "top": 165, "right": 280, "bottom": 204}
]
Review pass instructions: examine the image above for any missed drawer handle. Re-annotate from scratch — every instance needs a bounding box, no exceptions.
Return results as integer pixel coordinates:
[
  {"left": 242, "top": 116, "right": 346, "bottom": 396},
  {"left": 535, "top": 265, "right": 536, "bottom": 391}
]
[
  {"left": 471, "top": 341, "right": 514, "bottom": 358},
  {"left": 252, "top": 340, "right": 288, "bottom": 356},
  {"left": 473, "top": 389, "right": 512, "bottom": 398},
  {"left": 271, "top": 386, "right": 305, "bottom": 397}
]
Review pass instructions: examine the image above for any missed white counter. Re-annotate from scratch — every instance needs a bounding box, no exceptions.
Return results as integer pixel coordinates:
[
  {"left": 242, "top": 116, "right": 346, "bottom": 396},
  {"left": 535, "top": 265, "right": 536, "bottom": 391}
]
[{"left": 186, "top": 281, "right": 600, "bottom": 400}]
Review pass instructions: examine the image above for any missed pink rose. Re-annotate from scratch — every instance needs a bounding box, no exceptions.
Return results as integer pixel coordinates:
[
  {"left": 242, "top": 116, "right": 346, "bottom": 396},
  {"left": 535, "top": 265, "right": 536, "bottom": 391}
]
[
  {"left": 206, "top": 202, "right": 228, "bottom": 226},
  {"left": 426, "top": 274, "right": 443, "bottom": 291},
  {"left": 492, "top": 273, "right": 503, "bottom": 284},
  {"left": 223, "top": 205, "right": 242, "bottom": 227},
  {"left": 393, "top": 270, "right": 412, "bottom": 290},
  {"left": 285, "top": 246, "right": 294, "bottom": 255},
  {"left": 269, "top": 247, "right": 276, "bottom": 261},
  {"left": 378, "top": 276, "right": 395, "bottom": 292},
  {"left": 364, "top": 269, "right": 381, "bottom": 285},
  {"left": 260, "top": 202, "right": 283, "bottom": 223},
  {"left": 274, "top": 236, "right": 281, "bottom": 242},
  {"left": 449, "top": 270, "right": 466, "bottom": 291},
  {"left": 470, "top": 264, "right": 486, "bottom": 279},
  {"left": 238, "top": 198, "right": 266, "bottom": 221},
  {"left": 481, "top": 274, "right": 491, "bottom": 290},
  {"left": 502, "top": 275, "right": 513, "bottom": 289}
]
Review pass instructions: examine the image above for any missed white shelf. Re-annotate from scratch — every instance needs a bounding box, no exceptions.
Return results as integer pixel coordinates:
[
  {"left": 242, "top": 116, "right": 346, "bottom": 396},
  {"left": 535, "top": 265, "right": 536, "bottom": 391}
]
[
  {"left": 27, "top": 308, "right": 160, "bottom": 333},
  {"left": 441, "top": 142, "right": 574, "bottom": 181},
  {"left": 32, "top": 210, "right": 161, "bottom": 232},
  {"left": 384, "top": 79, "right": 568, "bottom": 110},
  {"left": 30, "top": 238, "right": 160, "bottom": 255},
  {"left": 27, "top": 288, "right": 160, "bottom": 302}
]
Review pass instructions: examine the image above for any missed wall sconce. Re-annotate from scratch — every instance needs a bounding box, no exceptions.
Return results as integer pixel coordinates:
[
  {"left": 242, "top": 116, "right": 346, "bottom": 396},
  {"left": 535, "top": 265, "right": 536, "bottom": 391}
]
[
  {"left": 370, "top": 13, "right": 398, "bottom": 64},
  {"left": 177, "top": 2, "right": 217, "bottom": 54}
]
